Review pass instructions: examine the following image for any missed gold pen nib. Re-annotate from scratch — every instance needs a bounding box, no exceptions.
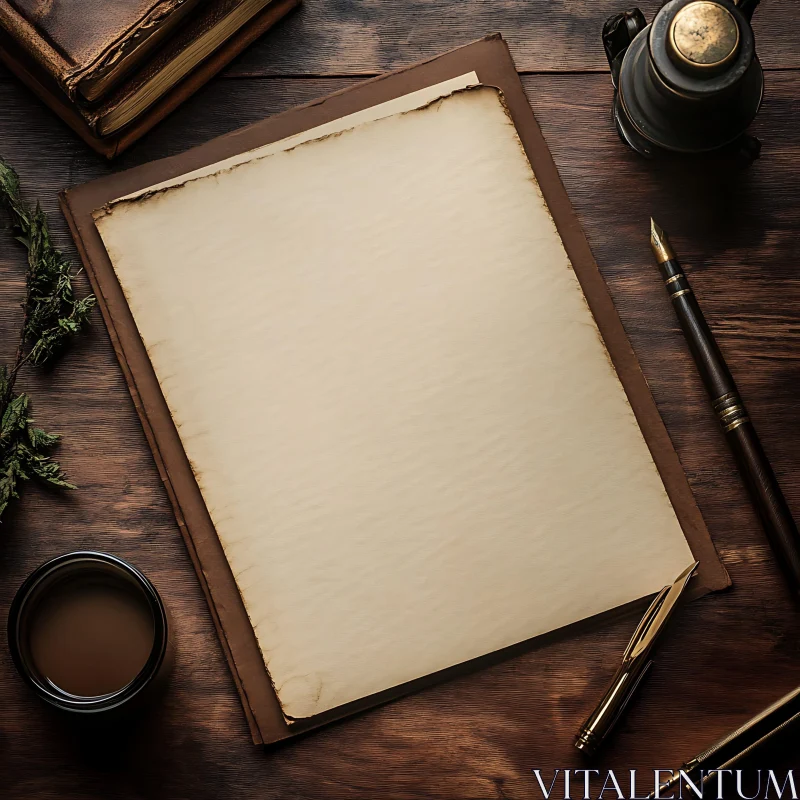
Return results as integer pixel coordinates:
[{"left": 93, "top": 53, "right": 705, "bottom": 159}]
[
  {"left": 650, "top": 217, "right": 676, "bottom": 264},
  {"left": 627, "top": 560, "right": 699, "bottom": 659}
]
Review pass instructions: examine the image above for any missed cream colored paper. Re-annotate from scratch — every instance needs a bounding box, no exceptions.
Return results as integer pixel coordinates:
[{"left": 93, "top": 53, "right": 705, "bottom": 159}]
[
  {"left": 115, "top": 72, "right": 480, "bottom": 201},
  {"left": 95, "top": 85, "right": 693, "bottom": 721}
]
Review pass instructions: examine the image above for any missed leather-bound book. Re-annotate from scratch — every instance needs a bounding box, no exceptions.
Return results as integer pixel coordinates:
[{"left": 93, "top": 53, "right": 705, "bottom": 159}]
[{"left": 0, "top": 0, "right": 299, "bottom": 157}]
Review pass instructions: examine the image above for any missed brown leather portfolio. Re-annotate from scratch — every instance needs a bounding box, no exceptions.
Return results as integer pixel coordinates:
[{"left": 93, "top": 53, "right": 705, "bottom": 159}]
[
  {"left": 0, "top": 0, "right": 299, "bottom": 157},
  {"left": 60, "top": 35, "right": 729, "bottom": 745}
]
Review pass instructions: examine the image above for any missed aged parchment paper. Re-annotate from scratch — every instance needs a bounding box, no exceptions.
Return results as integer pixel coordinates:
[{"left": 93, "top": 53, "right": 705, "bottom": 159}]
[
  {"left": 95, "top": 85, "right": 693, "bottom": 720},
  {"left": 115, "top": 71, "right": 481, "bottom": 200}
]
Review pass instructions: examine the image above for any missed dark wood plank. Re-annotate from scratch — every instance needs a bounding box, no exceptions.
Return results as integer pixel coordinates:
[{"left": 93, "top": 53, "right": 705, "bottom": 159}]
[
  {"left": 171, "top": 0, "right": 800, "bottom": 75},
  {"left": 2, "top": 70, "right": 800, "bottom": 798},
  {"left": 0, "top": 0, "right": 795, "bottom": 79}
]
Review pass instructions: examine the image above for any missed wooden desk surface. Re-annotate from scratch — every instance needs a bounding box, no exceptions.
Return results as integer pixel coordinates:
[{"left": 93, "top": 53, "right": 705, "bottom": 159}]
[{"left": 2, "top": 3, "right": 799, "bottom": 797}]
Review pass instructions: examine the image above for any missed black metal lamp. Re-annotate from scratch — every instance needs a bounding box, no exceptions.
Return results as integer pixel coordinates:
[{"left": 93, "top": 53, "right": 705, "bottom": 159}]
[{"left": 603, "top": 0, "right": 764, "bottom": 159}]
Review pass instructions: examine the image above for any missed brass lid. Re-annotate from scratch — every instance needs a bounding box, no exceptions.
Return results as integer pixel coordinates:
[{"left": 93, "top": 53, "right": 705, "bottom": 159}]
[{"left": 668, "top": 1, "right": 740, "bottom": 74}]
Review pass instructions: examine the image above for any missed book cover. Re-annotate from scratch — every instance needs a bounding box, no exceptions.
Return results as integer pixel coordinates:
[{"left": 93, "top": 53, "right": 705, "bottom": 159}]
[{"left": 0, "top": 0, "right": 299, "bottom": 157}]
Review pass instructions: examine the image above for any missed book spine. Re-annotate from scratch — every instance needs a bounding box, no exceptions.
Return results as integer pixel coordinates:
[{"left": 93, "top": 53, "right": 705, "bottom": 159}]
[
  {"left": 0, "top": 1, "right": 73, "bottom": 93},
  {"left": 102, "top": 0, "right": 299, "bottom": 145},
  {"left": 0, "top": 32, "right": 107, "bottom": 145},
  {"left": 71, "top": 0, "right": 204, "bottom": 98}
]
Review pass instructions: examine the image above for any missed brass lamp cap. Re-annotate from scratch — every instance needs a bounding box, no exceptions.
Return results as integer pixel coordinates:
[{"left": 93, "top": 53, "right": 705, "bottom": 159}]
[{"left": 668, "top": 1, "right": 740, "bottom": 74}]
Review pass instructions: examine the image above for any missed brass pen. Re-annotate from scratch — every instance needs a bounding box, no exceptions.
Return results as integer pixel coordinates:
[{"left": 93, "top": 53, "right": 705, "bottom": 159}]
[
  {"left": 574, "top": 561, "right": 698, "bottom": 756},
  {"left": 651, "top": 220, "right": 800, "bottom": 595}
]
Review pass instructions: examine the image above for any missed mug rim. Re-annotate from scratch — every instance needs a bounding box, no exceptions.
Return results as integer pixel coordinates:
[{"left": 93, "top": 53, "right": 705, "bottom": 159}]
[{"left": 7, "top": 550, "right": 168, "bottom": 713}]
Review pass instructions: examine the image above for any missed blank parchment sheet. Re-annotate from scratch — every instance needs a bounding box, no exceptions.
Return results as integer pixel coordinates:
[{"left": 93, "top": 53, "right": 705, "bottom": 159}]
[{"left": 94, "top": 84, "right": 694, "bottom": 721}]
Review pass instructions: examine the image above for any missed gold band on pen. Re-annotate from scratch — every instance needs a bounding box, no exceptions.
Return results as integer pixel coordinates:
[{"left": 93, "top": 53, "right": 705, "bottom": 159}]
[
  {"left": 724, "top": 417, "right": 751, "bottom": 433},
  {"left": 712, "top": 391, "right": 749, "bottom": 431},
  {"left": 670, "top": 288, "right": 692, "bottom": 300},
  {"left": 665, "top": 274, "right": 684, "bottom": 285},
  {"left": 712, "top": 392, "right": 739, "bottom": 410}
]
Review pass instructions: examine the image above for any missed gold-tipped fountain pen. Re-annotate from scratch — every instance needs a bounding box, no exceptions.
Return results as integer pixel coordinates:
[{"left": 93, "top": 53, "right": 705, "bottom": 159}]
[
  {"left": 574, "top": 562, "right": 699, "bottom": 756},
  {"left": 650, "top": 220, "right": 800, "bottom": 595}
]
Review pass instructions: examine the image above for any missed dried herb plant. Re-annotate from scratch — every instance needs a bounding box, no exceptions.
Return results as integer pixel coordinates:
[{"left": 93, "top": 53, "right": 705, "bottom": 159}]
[{"left": 0, "top": 158, "right": 95, "bottom": 520}]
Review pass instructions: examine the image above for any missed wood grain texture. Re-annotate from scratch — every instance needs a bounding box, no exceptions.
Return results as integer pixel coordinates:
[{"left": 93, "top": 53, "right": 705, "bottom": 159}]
[
  {"left": 0, "top": 0, "right": 796, "bottom": 79},
  {"left": 2, "top": 64, "right": 800, "bottom": 799},
  {"left": 220, "top": 0, "right": 797, "bottom": 74}
]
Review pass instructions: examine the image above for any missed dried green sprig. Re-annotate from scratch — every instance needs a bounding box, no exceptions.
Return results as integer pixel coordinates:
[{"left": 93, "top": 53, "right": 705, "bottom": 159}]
[{"left": 0, "top": 158, "right": 95, "bottom": 520}]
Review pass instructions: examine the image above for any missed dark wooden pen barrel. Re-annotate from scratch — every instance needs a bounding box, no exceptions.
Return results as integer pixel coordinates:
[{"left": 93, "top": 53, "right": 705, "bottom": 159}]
[{"left": 658, "top": 258, "right": 800, "bottom": 594}]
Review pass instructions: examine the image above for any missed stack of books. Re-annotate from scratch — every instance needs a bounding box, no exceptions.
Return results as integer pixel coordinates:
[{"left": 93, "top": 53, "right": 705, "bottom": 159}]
[{"left": 0, "top": 0, "right": 299, "bottom": 157}]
